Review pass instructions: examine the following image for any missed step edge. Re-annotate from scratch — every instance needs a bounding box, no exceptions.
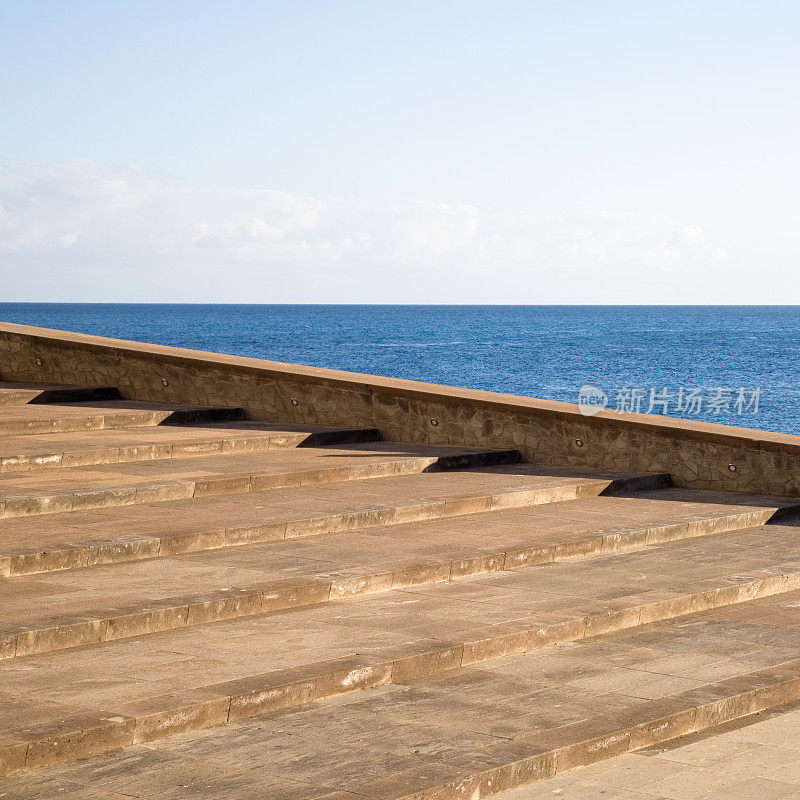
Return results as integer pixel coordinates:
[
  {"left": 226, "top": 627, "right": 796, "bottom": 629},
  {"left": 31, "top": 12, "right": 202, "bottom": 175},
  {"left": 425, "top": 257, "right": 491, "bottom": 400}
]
[
  {"left": 0, "top": 427, "right": 384, "bottom": 474},
  {"left": 0, "top": 449, "right": 525, "bottom": 519},
  {"left": 0, "top": 473, "right": 671, "bottom": 578},
  {"left": 344, "top": 659, "right": 800, "bottom": 800},
  {"left": 0, "top": 406, "right": 245, "bottom": 437},
  {"left": 2, "top": 505, "right": 791, "bottom": 648}
]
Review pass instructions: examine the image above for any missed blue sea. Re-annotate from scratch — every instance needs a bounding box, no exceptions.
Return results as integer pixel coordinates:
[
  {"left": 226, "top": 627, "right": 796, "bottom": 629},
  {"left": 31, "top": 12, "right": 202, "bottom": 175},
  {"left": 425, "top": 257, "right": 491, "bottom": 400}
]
[{"left": 0, "top": 304, "right": 796, "bottom": 435}]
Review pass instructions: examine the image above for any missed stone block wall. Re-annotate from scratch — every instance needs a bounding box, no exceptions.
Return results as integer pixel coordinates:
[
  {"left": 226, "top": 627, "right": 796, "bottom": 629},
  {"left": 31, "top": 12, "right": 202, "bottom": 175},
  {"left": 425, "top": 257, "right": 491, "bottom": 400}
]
[{"left": 1, "top": 320, "right": 798, "bottom": 497}]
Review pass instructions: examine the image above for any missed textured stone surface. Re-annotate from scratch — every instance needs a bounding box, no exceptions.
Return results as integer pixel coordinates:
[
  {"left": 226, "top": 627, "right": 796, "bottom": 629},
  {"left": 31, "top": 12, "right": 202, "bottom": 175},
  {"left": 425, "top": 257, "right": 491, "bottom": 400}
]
[
  {"left": 7, "top": 592, "right": 800, "bottom": 796},
  {"left": 4, "top": 521, "right": 800, "bottom": 770},
  {"left": 0, "top": 463, "right": 667, "bottom": 579},
  {"left": 492, "top": 700, "right": 800, "bottom": 799},
  {"left": 0, "top": 439, "right": 520, "bottom": 518},
  {"left": 2, "top": 321, "right": 800, "bottom": 496},
  {"left": 3, "top": 336, "right": 800, "bottom": 796},
  {"left": 0, "top": 488, "right": 795, "bottom": 652},
  {"left": 0, "top": 418, "right": 381, "bottom": 474}
]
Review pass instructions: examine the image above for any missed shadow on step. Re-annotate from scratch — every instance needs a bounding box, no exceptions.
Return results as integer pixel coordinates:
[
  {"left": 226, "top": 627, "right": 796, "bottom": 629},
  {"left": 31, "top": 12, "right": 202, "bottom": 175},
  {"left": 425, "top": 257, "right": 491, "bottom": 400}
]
[{"left": 610, "top": 484, "right": 800, "bottom": 523}]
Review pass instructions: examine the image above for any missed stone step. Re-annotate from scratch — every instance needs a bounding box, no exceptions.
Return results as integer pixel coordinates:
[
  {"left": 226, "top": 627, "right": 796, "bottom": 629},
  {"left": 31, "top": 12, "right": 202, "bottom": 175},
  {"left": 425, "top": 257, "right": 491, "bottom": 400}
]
[
  {"left": 0, "top": 466, "right": 669, "bottom": 577},
  {"left": 0, "top": 421, "right": 381, "bottom": 474},
  {"left": 0, "top": 381, "right": 121, "bottom": 407},
  {"left": 0, "top": 400, "right": 244, "bottom": 436},
  {"left": 0, "top": 443, "right": 521, "bottom": 519},
  {"left": 3, "top": 558, "right": 800, "bottom": 781},
  {"left": 3, "top": 488, "right": 798, "bottom": 652},
  {"left": 489, "top": 703, "right": 800, "bottom": 800}
]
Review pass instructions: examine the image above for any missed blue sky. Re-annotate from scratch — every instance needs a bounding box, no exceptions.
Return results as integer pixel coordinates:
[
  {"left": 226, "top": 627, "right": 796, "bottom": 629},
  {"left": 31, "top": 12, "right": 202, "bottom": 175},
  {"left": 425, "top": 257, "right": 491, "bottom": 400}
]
[{"left": 1, "top": 1, "right": 798, "bottom": 302}]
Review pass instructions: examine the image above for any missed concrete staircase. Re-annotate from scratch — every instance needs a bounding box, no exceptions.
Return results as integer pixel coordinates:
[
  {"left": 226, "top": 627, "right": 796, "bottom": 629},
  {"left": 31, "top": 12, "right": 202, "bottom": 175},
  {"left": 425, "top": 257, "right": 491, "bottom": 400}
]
[{"left": 3, "top": 381, "right": 800, "bottom": 799}]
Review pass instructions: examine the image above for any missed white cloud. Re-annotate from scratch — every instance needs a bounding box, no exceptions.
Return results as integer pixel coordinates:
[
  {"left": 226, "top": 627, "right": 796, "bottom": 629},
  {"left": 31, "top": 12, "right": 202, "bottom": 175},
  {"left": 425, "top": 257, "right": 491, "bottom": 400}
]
[{"left": 0, "top": 160, "right": 732, "bottom": 302}]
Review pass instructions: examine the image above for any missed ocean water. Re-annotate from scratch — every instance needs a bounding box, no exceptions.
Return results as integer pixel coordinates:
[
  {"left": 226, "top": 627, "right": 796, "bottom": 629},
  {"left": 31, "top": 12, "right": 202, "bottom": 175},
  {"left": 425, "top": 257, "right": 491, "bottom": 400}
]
[{"left": 0, "top": 304, "right": 797, "bottom": 435}]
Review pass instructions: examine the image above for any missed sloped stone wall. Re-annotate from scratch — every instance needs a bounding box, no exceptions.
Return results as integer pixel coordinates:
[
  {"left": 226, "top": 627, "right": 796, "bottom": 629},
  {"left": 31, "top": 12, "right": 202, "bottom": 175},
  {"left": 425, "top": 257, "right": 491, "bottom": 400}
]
[{"left": 1, "top": 320, "right": 798, "bottom": 497}]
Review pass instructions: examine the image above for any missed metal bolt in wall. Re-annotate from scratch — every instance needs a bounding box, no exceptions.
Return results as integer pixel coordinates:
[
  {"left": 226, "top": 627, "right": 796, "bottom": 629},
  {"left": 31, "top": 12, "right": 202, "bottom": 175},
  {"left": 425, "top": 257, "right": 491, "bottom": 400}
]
[
  {"left": 575, "top": 439, "right": 584, "bottom": 447},
  {"left": 291, "top": 398, "right": 299, "bottom": 406},
  {"left": 430, "top": 418, "right": 439, "bottom": 426}
]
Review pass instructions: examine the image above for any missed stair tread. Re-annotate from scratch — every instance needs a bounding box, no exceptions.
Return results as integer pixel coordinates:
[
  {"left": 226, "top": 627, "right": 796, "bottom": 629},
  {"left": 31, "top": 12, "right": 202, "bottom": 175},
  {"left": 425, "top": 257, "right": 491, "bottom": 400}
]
[
  {"left": 2, "top": 524, "right": 799, "bottom": 713},
  {"left": 0, "top": 400, "right": 243, "bottom": 436},
  {"left": 2, "top": 382, "right": 797, "bottom": 792},
  {"left": 0, "top": 465, "right": 659, "bottom": 565},
  {"left": 494, "top": 701, "right": 800, "bottom": 800},
  {"left": 0, "top": 400, "right": 237, "bottom": 420},
  {"left": 0, "top": 382, "right": 119, "bottom": 406},
  {"left": 0, "top": 441, "right": 511, "bottom": 497},
  {"left": 0, "top": 487, "right": 792, "bottom": 623},
  {"left": 0, "top": 421, "right": 377, "bottom": 462},
  {"left": 4, "top": 585, "right": 800, "bottom": 797}
]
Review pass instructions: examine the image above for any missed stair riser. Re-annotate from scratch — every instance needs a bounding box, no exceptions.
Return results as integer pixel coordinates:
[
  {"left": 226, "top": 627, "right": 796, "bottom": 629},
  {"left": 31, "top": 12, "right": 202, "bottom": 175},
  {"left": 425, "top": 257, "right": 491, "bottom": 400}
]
[
  {"left": 25, "top": 387, "right": 122, "bottom": 405},
  {"left": 2, "top": 571, "right": 798, "bottom": 776},
  {"left": 0, "top": 428, "right": 382, "bottom": 474},
  {"left": 505, "top": 507, "right": 783, "bottom": 567},
  {"left": 0, "top": 474, "right": 669, "bottom": 578},
  {"left": 2, "top": 507, "right": 786, "bottom": 656},
  {"left": 0, "top": 407, "right": 244, "bottom": 436},
  {"left": 0, "top": 450, "right": 522, "bottom": 520}
]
